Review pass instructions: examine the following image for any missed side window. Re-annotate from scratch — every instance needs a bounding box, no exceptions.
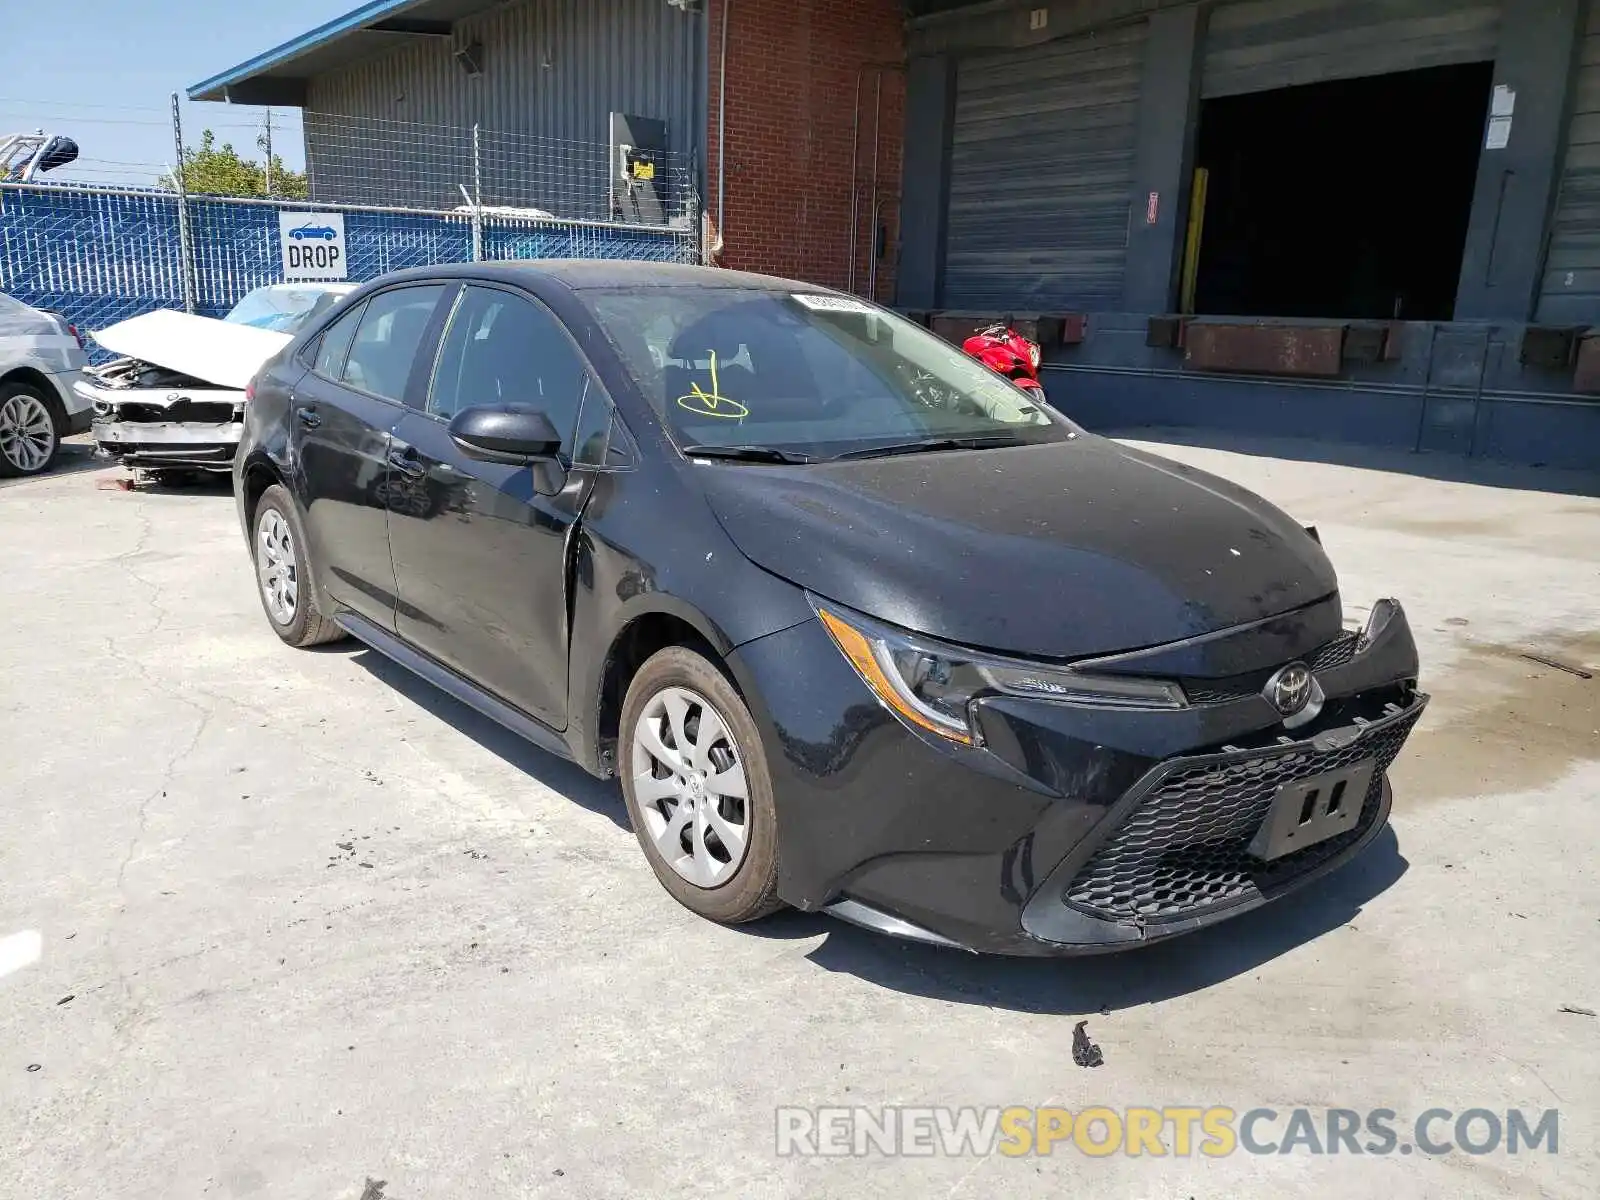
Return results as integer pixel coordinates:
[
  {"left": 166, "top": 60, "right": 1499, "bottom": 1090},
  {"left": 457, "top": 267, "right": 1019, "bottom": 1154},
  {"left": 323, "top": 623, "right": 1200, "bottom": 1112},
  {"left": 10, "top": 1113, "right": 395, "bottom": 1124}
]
[
  {"left": 340, "top": 285, "right": 446, "bottom": 402},
  {"left": 312, "top": 300, "right": 366, "bottom": 378},
  {"left": 426, "top": 286, "right": 588, "bottom": 450}
]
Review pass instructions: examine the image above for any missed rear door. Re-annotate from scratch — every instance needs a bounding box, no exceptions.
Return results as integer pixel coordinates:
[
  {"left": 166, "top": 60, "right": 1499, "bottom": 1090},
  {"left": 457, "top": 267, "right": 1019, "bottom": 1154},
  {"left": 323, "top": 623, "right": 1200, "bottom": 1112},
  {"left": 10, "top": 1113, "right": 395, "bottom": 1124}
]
[
  {"left": 386, "top": 283, "right": 605, "bottom": 728},
  {"left": 292, "top": 283, "right": 448, "bottom": 630}
]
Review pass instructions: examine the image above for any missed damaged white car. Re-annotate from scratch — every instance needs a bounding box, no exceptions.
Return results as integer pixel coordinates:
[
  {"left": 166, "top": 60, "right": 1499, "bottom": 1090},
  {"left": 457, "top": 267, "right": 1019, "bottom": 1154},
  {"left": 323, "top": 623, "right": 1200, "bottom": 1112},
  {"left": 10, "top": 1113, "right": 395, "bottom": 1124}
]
[{"left": 79, "top": 283, "right": 354, "bottom": 480}]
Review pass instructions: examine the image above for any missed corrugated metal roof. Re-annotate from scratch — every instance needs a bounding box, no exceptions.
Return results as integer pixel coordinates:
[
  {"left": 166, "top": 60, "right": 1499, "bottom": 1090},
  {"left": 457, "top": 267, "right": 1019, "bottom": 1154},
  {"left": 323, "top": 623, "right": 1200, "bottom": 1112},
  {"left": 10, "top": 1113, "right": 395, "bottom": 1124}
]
[{"left": 188, "top": 0, "right": 502, "bottom": 103}]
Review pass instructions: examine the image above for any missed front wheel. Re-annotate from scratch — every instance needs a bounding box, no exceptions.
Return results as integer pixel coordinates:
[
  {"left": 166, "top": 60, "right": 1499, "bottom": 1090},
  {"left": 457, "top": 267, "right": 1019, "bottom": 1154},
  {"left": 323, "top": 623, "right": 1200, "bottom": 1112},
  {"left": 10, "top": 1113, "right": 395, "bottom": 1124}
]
[
  {"left": 619, "top": 647, "right": 783, "bottom": 924},
  {"left": 251, "top": 484, "right": 347, "bottom": 648},
  {"left": 0, "top": 383, "right": 64, "bottom": 478}
]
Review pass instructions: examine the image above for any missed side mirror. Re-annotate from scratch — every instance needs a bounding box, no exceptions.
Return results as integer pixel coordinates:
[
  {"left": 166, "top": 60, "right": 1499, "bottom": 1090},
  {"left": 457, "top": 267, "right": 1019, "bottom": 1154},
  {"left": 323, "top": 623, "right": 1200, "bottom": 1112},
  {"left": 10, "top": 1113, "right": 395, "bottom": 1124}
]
[{"left": 448, "top": 404, "right": 562, "bottom": 463}]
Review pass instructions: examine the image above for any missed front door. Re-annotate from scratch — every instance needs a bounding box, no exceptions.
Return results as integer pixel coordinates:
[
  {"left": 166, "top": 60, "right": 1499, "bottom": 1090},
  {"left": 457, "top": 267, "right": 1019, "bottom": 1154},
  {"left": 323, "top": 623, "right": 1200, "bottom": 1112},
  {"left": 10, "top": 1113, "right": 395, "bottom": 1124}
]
[
  {"left": 292, "top": 284, "right": 447, "bottom": 630},
  {"left": 386, "top": 284, "right": 602, "bottom": 729}
]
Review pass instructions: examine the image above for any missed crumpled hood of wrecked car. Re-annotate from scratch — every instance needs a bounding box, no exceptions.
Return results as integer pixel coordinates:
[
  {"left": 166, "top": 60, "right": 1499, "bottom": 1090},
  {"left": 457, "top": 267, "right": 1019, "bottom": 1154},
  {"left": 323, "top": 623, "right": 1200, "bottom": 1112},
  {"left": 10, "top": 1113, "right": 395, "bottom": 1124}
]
[{"left": 90, "top": 310, "right": 291, "bottom": 391}]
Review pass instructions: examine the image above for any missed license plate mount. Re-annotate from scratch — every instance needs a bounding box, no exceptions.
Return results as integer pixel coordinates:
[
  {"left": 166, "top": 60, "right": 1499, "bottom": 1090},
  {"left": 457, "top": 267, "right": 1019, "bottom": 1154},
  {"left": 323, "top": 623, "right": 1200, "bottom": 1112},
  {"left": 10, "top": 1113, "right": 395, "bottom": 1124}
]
[{"left": 1249, "top": 760, "right": 1379, "bottom": 862}]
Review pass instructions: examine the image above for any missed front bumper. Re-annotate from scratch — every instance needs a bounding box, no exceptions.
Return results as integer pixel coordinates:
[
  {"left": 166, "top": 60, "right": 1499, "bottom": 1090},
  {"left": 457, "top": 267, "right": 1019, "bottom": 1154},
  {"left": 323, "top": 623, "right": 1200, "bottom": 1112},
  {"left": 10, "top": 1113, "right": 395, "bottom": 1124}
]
[
  {"left": 729, "top": 597, "right": 1425, "bottom": 956},
  {"left": 92, "top": 417, "right": 242, "bottom": 472}
]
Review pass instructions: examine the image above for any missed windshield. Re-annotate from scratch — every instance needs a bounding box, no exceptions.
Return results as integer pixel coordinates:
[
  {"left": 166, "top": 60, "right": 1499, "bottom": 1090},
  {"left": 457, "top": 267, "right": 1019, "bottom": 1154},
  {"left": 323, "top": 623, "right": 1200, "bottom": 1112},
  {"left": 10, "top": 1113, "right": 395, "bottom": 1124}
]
[
  {"left": 583, "top": 287, "right": 1071, "bottom": 460},
  {"left": 225, "top": 286, "right": 350, "bottom": 334}
]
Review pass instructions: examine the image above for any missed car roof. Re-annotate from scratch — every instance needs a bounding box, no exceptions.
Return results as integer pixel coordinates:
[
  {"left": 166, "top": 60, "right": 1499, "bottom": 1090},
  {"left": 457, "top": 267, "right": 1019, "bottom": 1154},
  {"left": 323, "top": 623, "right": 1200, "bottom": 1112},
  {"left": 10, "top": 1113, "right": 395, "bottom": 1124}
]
[
  {"left": 369, "top": 260, "right": 834, "bottom": 296},
  {"left": 247, "top": 281, "right": 356, "bottom": 295}
]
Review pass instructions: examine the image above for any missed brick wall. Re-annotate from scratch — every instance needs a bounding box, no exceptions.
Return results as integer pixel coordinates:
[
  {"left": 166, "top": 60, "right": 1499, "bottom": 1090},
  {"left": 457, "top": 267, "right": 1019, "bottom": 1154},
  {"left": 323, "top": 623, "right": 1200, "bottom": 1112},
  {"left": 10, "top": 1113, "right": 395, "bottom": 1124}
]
[{"left": 705, "top": 0, "right": 906, "bottom": 300}]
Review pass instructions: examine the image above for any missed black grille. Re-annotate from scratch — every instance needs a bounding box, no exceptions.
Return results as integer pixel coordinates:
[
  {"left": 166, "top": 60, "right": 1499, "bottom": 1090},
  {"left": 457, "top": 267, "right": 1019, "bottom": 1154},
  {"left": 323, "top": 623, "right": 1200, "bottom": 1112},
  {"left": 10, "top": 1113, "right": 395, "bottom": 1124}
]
[
  {"left": 1183, "top": 679, "right": 1257, "bottom": 706},
  {"left": 1063, "top": 704, "right": 1422, "bottom": 924},
  {"left": 1306, "top": 631, "right": 1360, "bottom": 672},
  {"left": 1181, "top": 631, "right": 1362, "bottom": 706}
]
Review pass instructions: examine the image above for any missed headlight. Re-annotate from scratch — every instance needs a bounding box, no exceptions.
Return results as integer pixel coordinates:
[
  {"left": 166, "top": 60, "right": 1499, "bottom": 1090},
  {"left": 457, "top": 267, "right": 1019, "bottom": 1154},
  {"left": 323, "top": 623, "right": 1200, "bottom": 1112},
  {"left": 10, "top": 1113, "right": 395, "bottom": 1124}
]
[
  {"left": 1028, "top": 342, "right": 1041, "bottom": 368},
  {"left": 813, "top": 601, "right": 1186, "bottom": 747}
]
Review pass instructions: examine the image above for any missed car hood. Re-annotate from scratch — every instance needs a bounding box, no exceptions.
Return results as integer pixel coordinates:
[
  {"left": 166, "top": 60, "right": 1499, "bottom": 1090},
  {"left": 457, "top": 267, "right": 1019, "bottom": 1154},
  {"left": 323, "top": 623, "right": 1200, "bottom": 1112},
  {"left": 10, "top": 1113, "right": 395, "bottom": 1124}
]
[
  {"left": 696, "top": 435, "right": 1338, "bottom": 658},
  {"left": 91, "top": 310, "right": 291, "bottom": 390}
]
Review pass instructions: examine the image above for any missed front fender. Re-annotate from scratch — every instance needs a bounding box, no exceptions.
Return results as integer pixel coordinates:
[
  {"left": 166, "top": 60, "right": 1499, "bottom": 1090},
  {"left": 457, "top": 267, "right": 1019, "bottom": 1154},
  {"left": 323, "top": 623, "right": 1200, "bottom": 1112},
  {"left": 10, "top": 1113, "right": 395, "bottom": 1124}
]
[{"left": 560, "top": 471, "right": 814, "bottom": 775}]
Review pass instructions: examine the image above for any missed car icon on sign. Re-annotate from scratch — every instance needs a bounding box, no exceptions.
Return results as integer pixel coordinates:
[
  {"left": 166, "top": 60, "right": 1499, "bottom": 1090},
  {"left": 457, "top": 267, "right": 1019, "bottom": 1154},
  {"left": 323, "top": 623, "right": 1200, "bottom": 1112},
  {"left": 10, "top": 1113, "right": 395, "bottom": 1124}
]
[{"left": 291, "top": 223, "right": 338, "bottom": 241}]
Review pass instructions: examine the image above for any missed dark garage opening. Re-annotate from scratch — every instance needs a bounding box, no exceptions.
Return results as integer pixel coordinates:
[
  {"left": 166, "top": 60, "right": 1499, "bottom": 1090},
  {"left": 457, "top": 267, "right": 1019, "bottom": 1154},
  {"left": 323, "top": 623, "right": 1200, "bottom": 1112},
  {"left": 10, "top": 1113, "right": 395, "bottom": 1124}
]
[{"left": 1191, "top": 62, "right": 1494, "bottom": 322}]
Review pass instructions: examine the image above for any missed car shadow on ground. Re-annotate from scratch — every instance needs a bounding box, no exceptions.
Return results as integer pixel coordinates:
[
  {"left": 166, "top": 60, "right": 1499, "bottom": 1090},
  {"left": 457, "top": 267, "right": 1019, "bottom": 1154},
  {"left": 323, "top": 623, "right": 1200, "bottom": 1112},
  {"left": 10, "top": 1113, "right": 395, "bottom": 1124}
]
[
  {"left": 343, "top": 630, "right": 1406, "bottom": 1011},
  {"left": 750, "top": 829, "right": 1409, "bottom": 1016},
  {"left": 1107, "top": 426, "right": 1600, "bottom": 498},
  {"left": 0, "top": 444, "right": 108, "bottom": 490},
  {"left": 115, "top": 468, "right": 234, "bottom": 496},
  {"left": 347, "top": 646, "right": 630, "bottom": 829}
]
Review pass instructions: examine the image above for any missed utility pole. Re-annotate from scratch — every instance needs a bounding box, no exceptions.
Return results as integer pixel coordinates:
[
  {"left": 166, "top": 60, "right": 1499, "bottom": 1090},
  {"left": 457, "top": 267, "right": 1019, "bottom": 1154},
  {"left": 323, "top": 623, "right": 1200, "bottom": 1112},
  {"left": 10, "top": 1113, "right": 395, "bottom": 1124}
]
[
  {"left": 170, "top": 92, "right": 196, "bottom": 314},
  {"left": 264, "top": 109, "right": 274, "bottom": 197}
]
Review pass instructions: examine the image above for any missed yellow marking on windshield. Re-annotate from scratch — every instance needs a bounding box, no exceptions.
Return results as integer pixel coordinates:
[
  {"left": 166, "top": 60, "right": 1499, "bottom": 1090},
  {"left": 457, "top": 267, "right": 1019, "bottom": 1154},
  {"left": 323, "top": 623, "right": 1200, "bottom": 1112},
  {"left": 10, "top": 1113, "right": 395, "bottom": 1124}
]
[{"left": 676, "top": 350, "right": 749, "bottom": 420}]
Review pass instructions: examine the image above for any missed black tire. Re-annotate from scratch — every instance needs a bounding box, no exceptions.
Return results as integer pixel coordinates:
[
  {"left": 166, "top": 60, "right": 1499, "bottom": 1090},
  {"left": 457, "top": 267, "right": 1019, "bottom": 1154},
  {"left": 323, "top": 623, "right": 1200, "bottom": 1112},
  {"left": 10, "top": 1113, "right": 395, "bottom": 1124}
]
[
  {"left": 251, "top": 484, "right": 346, "bottom": 648},
  {"left": 0, "top": 381, "right": 66, "bottom": 478},
  {"left": 619, "top": 646, "right": 784, "bottom": 924}
]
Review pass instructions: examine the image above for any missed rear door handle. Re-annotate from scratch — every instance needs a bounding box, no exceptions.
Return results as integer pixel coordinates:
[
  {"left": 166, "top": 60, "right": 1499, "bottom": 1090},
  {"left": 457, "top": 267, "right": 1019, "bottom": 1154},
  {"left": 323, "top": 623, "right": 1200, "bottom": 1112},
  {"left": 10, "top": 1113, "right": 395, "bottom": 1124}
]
[
  {"left": 387, "top": 445, "right": 427, "bottom": 478},
  {"left": 295, "top": 406, "right": 321, "bottom": 429}
]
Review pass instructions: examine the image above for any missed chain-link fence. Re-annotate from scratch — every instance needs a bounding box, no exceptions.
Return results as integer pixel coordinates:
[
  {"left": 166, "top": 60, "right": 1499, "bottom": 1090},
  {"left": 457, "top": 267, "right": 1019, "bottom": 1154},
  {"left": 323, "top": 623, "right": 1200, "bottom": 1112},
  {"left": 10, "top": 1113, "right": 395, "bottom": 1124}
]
[
  {"left": 2, "top": 178, "right": 696, "bottom": 357},
  {"left": 300, "top": 112, "right": 698, "bottom": 230}
]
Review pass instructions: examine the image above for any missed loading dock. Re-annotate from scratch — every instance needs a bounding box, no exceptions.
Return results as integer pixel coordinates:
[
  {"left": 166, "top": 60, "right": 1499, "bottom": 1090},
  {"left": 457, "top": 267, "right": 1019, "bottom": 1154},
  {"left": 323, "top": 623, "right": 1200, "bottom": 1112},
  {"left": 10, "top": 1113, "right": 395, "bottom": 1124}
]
[{"left": 898, "top": 0, "right": 1600, "bottom": 469}]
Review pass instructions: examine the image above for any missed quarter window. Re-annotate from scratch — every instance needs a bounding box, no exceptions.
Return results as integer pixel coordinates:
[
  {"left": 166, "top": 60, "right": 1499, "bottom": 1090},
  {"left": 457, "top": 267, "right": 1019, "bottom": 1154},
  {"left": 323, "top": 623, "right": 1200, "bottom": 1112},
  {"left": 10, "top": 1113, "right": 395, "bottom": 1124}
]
[
  {"left": 426, "top": 286, "right": 590, "bottom": 450},
  {"left": 312, "top": 300, "right": 365, "bottom": 378},
  {"left": 340, "top": 285, "right": 446, "bottom": 403}
]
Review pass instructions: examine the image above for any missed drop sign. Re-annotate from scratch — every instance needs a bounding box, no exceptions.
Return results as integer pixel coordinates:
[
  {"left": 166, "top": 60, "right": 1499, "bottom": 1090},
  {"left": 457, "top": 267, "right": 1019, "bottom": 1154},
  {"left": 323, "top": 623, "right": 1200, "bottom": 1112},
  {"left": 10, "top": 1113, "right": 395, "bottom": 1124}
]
[{"left": 279, "top": 212, "right": 348, "bottom": 280}]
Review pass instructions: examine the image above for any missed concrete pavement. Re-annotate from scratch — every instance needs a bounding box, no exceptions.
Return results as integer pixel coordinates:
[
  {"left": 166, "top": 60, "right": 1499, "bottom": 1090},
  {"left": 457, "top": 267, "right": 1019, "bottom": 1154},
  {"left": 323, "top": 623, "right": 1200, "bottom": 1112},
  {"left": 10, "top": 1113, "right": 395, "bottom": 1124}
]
[{"left": 1, "top": 436, "right": 1596, "bottom": 1199}]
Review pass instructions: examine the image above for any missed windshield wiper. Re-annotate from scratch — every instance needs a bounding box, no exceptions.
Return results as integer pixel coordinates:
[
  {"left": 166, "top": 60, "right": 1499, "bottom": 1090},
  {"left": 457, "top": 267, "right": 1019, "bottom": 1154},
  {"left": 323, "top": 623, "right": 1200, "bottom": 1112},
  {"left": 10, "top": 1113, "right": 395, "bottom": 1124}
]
[
  {"left": 680, "top": 444, "right": 818, "bottom": 464},
  {"left": 830, "top": 434, "right": 1025, "bottom": 462}
]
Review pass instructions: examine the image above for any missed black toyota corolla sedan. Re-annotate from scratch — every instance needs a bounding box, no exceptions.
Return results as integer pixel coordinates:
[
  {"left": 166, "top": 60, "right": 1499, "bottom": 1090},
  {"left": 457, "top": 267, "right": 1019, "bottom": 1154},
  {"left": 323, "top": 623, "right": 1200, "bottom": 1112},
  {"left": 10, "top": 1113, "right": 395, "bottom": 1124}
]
[{"left": 234, "top": 261, "right": 1426, "bottom": 955}]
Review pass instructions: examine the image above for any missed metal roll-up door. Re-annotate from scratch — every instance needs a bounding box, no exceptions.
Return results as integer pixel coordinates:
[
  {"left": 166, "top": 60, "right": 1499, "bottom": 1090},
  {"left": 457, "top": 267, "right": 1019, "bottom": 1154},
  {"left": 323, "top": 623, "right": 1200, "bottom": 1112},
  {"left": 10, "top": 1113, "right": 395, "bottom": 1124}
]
[
  {"left": 1203, "top": 0, "right": 1502, "bottom": 99},
  {"left": 944, "top": 21, "right": 1148, "bottom": 310},
  {"left": 1538, "top": 0, "right": 1600, "bottom": 322}
]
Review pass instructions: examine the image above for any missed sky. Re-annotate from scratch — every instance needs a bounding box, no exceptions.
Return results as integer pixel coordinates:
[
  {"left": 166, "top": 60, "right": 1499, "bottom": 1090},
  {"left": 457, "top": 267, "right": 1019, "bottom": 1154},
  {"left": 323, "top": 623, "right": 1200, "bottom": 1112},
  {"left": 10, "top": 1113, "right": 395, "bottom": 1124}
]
[{"left": 3, "top": 0, "right": 357, "bottom": 185}]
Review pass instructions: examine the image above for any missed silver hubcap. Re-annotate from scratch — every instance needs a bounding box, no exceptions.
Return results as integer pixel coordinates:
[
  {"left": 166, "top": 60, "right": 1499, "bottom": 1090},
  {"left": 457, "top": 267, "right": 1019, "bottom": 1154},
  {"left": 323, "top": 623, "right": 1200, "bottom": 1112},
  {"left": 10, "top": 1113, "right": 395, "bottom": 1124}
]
[
  {"left": 0, "top": 394, "right": 55, "bottom": 473},
  {"left": 632, "top": 686, "right": 751, "bottom": 888},
  {"left": 255, "top": 509, "right": 298, "bottom": 625}
]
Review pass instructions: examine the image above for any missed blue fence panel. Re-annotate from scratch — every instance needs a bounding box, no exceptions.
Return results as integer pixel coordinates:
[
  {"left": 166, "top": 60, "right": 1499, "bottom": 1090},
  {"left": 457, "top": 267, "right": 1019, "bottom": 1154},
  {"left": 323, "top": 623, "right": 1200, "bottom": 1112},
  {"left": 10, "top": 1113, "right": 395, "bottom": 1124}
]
[
  {"left": 187, "top": 200, "right": 476, "bottom": 318},
  {"left": 1, "top": 184, "right": 696, "bottom": 360},
  {"left": 0, "top": 186, "right": 187, "bottom": 333}
]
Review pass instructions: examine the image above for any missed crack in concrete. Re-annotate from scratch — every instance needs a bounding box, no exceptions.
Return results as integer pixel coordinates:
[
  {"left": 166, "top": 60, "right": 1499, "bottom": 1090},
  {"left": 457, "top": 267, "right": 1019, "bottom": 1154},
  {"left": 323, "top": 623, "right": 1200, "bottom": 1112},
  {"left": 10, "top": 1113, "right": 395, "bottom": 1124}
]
[{"left": 104, "top": 706, "right": 212, "bottom": 1042}]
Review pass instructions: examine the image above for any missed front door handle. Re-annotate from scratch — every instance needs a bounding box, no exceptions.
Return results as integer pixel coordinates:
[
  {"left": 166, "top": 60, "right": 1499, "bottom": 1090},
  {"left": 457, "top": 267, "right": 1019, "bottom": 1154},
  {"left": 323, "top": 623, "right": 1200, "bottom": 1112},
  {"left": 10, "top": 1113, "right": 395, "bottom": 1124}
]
[
  {"left": 295, "top": 405, "right": 321, "bottom": 429},
  {"left": 386, "top": 445, "right": 426, "bottom": 479}
]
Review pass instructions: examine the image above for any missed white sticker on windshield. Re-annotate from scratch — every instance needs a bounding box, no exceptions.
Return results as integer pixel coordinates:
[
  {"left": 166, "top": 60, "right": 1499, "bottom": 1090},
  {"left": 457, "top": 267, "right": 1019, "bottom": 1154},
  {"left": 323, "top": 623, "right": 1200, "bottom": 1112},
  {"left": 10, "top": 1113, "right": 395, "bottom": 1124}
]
[{"left": 791, "top": 293, "right": 878, "bottom": 315}]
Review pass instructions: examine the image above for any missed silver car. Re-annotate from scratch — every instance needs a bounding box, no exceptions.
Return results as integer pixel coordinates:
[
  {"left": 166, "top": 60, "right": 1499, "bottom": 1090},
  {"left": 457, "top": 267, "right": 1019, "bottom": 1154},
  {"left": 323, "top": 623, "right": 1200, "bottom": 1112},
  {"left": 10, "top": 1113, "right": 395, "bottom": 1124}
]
[{"left": 0, "top": 292, "right": 92, "bottom": 477}]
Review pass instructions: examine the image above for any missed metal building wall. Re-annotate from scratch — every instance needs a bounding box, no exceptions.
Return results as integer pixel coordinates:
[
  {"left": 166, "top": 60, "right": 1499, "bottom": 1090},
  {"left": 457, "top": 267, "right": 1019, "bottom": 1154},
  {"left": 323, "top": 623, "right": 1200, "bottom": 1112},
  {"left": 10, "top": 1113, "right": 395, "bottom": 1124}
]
[
  {"left": 304, "top": 0, "right": 701, "bottom": 210},
  {"left": 942, "top": 20, "right": 1149, "bottom": 310},
  {"left": 1202, "top": 0, "right": 1502, "bottom": 98},
  {"left": 1539, "top": 0, "right": 1600, "bottom": 322}
]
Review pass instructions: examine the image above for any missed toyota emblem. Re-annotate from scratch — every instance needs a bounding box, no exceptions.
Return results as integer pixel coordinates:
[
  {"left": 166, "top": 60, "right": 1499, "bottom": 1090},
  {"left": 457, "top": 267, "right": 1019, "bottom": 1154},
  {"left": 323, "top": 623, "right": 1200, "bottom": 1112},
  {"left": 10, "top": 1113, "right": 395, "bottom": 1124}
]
[{"left": 1266, "top": 662, "right": 1314, "bottom": 716}]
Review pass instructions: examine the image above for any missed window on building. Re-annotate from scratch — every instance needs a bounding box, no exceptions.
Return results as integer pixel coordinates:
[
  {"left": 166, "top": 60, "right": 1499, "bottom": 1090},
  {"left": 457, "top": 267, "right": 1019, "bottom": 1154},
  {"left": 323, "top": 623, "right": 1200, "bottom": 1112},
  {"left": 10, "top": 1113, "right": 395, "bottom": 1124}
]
[{"left": 1188, "top": 61, "right": 1494, "bottom": 322}]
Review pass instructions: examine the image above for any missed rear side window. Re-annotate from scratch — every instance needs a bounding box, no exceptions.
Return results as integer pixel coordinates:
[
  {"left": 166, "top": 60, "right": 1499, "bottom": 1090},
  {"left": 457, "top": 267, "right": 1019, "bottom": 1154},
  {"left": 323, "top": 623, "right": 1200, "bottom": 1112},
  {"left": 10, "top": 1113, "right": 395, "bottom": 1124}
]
[
  {"left": 341, "top": 285, "right": 446, "bottom": 403},
  {"left": 312, "top": 300, "right": 365, "bottom": 378}
]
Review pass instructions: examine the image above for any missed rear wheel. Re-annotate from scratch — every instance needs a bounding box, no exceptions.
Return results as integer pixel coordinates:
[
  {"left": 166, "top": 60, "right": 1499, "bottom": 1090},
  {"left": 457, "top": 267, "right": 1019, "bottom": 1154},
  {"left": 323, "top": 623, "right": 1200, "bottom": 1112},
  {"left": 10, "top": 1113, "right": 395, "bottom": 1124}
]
[
  {"left": 0, "top": 383, "right": 64, "bottom": 478},
  {"left": 252, "top": 484, "right": 346, "bottom": 648},
  {"left": 620, "top": 647, "right": 783, "bottom": 924}
]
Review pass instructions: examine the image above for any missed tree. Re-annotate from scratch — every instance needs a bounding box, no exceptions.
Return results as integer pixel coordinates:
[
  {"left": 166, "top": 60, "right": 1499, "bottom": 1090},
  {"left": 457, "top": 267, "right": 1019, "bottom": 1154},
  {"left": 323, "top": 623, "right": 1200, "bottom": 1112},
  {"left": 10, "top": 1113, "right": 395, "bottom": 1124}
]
[{"left": 161, "top": 129, "right": 308, "bottom": 200}]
